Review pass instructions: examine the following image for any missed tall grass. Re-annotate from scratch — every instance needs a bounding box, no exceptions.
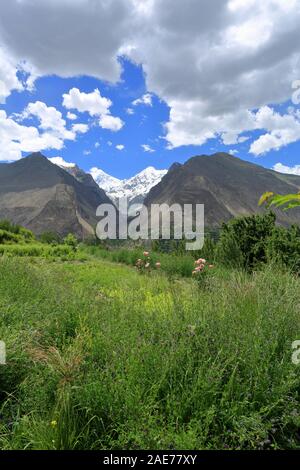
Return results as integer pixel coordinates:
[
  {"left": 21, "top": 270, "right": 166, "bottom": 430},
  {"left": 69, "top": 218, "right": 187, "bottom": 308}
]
[
  {"left": 0, "top": 256, "right": 300, "bottom": 450},
  {"left": 0, "top": 244, "right": 84, "bottom": 260},
  {"left": 83, "top": 245, "right": 197, "bottom": 278}
]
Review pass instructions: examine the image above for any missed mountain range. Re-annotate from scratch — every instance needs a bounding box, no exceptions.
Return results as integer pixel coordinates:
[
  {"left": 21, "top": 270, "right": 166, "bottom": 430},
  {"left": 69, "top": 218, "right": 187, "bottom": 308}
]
[
  {"left": 53, "top": 158, "right": 167, "bottom": 210},
  {"left": 0, "top": 152, "right": 300, "bottom": 238},
  {"left": 87, "top": 166, "right": 168, "bottom": 207}
]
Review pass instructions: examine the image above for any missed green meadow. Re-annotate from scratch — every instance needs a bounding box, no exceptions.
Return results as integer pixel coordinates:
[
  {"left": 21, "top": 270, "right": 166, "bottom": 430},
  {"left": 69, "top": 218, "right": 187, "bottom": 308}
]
[{"left": 0, "top": 248, "right": 300, "bottom": 449}]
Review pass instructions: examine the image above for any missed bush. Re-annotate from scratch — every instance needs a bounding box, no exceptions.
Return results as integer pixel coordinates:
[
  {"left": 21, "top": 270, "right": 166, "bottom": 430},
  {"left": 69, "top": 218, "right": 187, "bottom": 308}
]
[
  {"left": 0, "top": 220, "right": 22, "bottom": 234},
  {"left": 63, "top": 234, "right": 78, "bottom": 251},
  {"left": 215, "top": 212, "right": 276, "bottom": 270},
  {"left": 215, "top": 231, "right": 244, "bottom": 268},
  {"left": 0, "top": 229, "right": 22, "bottom": 245},
  {"left": 39, "top": 232, "right": 61, "bottom": 245},
  {"left": 266, "top": 225, "right": 300, "bottom": 274},
  {"left": 0, "top": 220, "right": 34, "bottom": 244}
]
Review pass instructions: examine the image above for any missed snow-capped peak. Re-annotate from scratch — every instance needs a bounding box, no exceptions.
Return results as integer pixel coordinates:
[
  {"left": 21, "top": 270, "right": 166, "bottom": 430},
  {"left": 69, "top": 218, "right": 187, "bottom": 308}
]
[
  {"left": 89, "top": 166, "right": 168, "bottom": 204},
  {"left": 49, "top": 157, "right": 167, "bottom": 205},
  {"left": 89, "top": 167, "right": 122, "bottom": 193}
]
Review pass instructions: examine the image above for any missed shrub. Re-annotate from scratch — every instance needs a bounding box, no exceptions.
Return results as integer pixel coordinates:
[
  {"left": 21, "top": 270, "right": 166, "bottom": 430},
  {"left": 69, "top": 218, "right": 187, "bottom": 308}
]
[
  {"left": 215, "top": 212, "right": 276, "bottom": 270},
  {"left": 0, "top": 220, "right": 34, "bottom": 244},
  {"left": 0, "top": 229, "right": 22, "bottom": 245},
  {"left": 0, "top": 220, "right": 22, "bottom": 234},
  {"left": 215, "top": 231, "right": 244, "bottom": 268},
  {"left": 39, "top": 232, "right": 61, "bottom": 245},
  {"left": 63, "top": 234, "right": 78, "bottom": 251},
  {"left": 266, "top": 225, "right": 300, "bottom": 274}
]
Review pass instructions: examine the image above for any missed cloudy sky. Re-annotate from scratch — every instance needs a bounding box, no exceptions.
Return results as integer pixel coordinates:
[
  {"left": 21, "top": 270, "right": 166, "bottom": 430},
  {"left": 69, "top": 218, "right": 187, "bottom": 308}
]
[{"left": 0, "top": 0, "right": 300, "bottom": 178}]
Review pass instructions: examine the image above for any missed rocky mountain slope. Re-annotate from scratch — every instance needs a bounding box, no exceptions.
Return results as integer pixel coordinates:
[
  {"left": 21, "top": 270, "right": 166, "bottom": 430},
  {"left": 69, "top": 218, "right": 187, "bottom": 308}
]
[
  {"left": 0, "top": 153, "right": 113, "bottom": 238},
  {"left": 1, "top": 152, "right": 299, "bottom": 239},
  {"left": 144, "top": 153, "right": 300, "bottom": 227}
]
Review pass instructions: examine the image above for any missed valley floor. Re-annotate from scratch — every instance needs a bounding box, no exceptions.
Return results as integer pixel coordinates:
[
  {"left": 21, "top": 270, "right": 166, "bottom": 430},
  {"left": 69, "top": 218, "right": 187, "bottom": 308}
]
[{"left": 0, "top": 254, "right": 300, "bottom": 449}]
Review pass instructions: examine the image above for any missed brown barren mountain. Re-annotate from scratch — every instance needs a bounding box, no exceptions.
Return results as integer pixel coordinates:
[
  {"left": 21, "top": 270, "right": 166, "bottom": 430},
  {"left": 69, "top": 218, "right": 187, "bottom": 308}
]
[
  {"left": 144, "top": 153, "right": 300, "bottom": 227},
  {"left": 0, "top": 152, "right": 113, "bottom": 238}
]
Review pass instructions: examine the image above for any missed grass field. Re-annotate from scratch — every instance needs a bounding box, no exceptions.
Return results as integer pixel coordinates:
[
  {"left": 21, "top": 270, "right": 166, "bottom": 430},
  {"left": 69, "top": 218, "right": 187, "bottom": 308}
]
[{"left": 0, "top": 251, "right": 300, "bottom": 450}]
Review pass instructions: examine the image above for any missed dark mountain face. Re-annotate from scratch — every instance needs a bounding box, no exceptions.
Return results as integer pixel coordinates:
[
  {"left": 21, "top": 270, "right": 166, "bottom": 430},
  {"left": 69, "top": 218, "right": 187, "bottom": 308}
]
[
  {"left": 144, "top": 153, "right": 300, "bottom": 227},
  {"left": 0, "top": 153, "right": 113, "bottom": 238},
  {"left": 64, "top": 164, "right": 101, "bottom": 191}
]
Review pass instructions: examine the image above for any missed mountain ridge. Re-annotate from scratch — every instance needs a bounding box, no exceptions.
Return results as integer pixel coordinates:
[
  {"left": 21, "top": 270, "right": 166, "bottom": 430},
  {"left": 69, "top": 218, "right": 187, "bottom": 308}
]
[
  {"left": 1, "top": 152, "right": 300, "bottom": 238},
  {"left": 54, "top": 159, "right": 168, "bottom": 207},
  {"left": 0, "top": 153, "right": 113, "bottom": 238},
  {"left": 145, "top": 152, "right": 300, "bottom": 227}
]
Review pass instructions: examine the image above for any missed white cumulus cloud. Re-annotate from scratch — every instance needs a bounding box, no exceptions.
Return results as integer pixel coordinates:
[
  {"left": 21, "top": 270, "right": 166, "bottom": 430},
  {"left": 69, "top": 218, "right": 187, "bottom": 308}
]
[
  {"left": 63, "top": 87, "right": 123, "bottom": 132},
  {"left": 66, "top": 112, "right": 77, "bottom": 120},
  {"left": 63, "top": 88, "right": 111, "bottom": 116},
  {"left": 0, "top": 101, "right": 88, "bottom": 162},
  {"left": 99, "top": 114, "right": 124, "bottom": 131},
  {"left": 0, "top": 47, "right": 24, "bottom": 103},
  {"left": 273, "top": 162, "right": 300, "bottom": 176},
  {"left": 48, "top": 156, "right": 76, "bottom": 168},
  {"left": 249, "top": 107, "right": 300, "bottom": 155},
  {"left": 72, "top": 123, "right": 88, "bottom": 134},
  {"left": 22, "top": 101, "right": 75, "bottom": 140},
  {"left": 0, "top": 110, "right": 65, "bottom": 162}
]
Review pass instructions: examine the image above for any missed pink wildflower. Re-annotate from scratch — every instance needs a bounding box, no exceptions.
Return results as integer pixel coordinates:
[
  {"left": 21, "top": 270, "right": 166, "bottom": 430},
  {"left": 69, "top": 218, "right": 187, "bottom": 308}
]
[
  {"left": 195, "top": 266, "right": 203, "bottom": 272},
  {"left": 195, "top": 258, "right": 206, "bottom": 266}
]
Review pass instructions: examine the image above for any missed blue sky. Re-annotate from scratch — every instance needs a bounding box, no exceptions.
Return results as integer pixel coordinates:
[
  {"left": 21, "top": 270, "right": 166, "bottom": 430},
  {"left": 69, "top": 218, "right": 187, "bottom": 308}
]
[
  {"left": 0, "top": 1, "right": 300, "bottom": 179},
  {"left": 2, "top": 57, "right": 300, "bottom": 179}
]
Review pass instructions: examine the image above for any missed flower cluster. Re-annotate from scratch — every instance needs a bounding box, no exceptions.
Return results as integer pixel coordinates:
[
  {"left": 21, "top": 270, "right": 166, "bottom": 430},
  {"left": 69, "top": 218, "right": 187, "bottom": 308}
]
[
  {"left": 135, "top": 251, "right": 161, "bottom": 273},
  {"left": 192, "top": 258, "right": 214, "bottom": 276}
]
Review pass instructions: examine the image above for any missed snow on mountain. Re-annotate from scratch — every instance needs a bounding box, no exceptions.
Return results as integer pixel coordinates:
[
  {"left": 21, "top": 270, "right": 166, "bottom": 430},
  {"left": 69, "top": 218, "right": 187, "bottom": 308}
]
[
  {"left": 89, "top": 167, "right": 122, "bottom": 194},
  {"left": 90, "top": 166, "right": 168, "bottom": 205},
  {"left": 49, "top": 157, "right": 167, "bottom": 206}
]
